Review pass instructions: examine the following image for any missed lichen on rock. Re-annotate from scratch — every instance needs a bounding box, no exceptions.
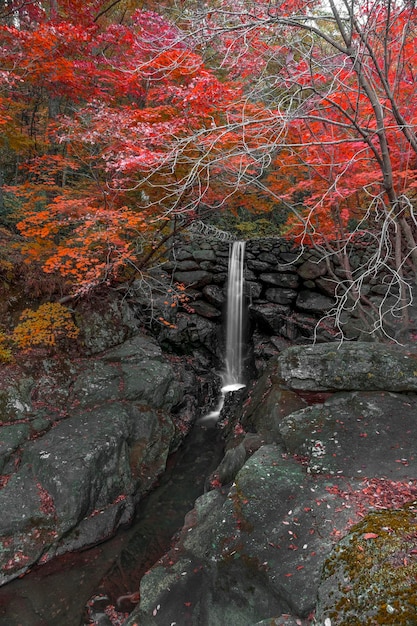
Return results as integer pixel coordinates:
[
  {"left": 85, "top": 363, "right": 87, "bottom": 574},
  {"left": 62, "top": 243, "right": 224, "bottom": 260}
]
[{"left": 316, "top": 503, "right": 417, "bottom": 625}]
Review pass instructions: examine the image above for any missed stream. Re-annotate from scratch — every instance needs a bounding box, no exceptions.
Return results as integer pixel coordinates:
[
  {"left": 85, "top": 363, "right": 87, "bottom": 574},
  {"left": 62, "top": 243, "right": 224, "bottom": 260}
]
[{"left": 0, "top": 421, "right": 225, "bottom": 626}]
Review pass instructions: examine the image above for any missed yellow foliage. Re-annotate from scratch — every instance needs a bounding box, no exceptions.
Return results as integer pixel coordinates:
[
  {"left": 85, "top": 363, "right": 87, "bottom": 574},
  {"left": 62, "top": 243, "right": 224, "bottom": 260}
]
[
  {"left": 12, "top": 302, "right": 80, "bottom": 350},
  {"left": 0, "top": 332, "right": 13, "bottom": 363}
]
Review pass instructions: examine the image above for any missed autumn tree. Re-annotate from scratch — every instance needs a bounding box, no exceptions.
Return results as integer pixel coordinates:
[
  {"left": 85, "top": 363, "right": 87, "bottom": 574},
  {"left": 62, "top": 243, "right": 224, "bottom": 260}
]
[
  {"left": 160, "top": 0, "right": 417, "bottom": 341},
  {"left": 3, "top": 0, "right": 417, "bottom": 342}
]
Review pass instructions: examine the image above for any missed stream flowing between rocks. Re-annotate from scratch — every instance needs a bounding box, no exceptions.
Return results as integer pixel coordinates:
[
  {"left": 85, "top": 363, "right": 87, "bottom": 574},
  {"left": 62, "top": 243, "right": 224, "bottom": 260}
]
[{"left": 0, "top": 421, "right": 225, "bottom": 626}]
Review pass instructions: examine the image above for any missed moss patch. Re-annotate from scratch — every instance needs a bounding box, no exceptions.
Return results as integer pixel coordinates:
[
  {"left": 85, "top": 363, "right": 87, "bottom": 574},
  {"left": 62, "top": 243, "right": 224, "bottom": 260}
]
[{"left": 317, "top": 503, "right": 417, "bottom": 625}]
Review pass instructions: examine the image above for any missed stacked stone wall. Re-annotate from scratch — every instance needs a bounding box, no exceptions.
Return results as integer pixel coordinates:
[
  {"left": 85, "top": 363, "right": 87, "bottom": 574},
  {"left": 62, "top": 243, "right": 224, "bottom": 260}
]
[{"left": 163, "top": 236, "right": 397, "bottom": 352}]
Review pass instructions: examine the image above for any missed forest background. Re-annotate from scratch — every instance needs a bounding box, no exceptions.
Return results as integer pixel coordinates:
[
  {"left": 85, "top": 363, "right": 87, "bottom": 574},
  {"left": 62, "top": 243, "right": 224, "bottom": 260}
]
[{"left": 1, "top": 0, "right": 417, "bottom": 356}]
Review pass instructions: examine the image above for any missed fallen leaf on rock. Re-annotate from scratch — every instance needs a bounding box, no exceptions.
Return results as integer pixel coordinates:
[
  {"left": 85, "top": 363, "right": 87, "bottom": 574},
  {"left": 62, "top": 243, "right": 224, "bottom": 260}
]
[{"left": 363, "top": 532, "right": 379, "bottom": 539}]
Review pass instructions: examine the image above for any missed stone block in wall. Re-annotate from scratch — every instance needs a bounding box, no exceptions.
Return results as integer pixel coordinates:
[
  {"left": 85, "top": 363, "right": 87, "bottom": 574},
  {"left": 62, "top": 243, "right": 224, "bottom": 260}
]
[
  {"left": 202, "top": 285, "right": 226, "bottom": 308},
  {"left": 259, "top": 272, "right": 300, "bottom": 289},
  {"left": 192, "top": 249, "right": 216, "bottom": 262},
  {"left": 216, "top": 258, "right": 230, "bottom": 269},
  {"left": 173, "top": 270, "right": 213, "bottom": 289},
  {"left": 246, "top": 259, "right": 271, "bottom": 272},
  {"left": 190, "top": 301, "right": 221, "bottom": 319},
  {"left": 175, "top": 260, "right": 200, "bottom": 271},
  {"left": 212, "top": 247, "right": 230, "bottom": 258},
  {"left": 297, "top": 259, "right": 327, "bottom": 279},
  {"left": 249, "top": 302, "right": 290, "bottom": 335},
  {"left": 278, "top": 317, "right": 300, "bottom": 341},
  {"left": 243, "top": 268, "right": 257, "bottom": 281},
  {"left": 265, "top": 287, "right": 298, "bottom": 305},
  {"left": 245, "top": 281, "right": 263, "bottom": 300},
  {"left": 315, "top": 276, "right": 338, "bottom": 297},
  {"left": 211, "top": 273, "right": 227, "bottom": 285},
  {"left": 258, "top": 252, "right": 278, "bottom": 264},
  {"left": 248, "top": 240, "right": 274, "bottom": 255},
  {"left": 296, "top": 290, "right": 335, "bottom": 312},
  {"left": 172, "top": 247, "right": 193, "bottom": 261},
  {"left": 278, "top": 251, "right": 303, "bottom": 264}
]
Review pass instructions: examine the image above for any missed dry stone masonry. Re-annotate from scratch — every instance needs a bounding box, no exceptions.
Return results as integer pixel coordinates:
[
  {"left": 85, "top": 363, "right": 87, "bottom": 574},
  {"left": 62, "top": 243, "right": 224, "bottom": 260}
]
[{"left": 158, "top": 236, "right": 415, "bottom": 370}]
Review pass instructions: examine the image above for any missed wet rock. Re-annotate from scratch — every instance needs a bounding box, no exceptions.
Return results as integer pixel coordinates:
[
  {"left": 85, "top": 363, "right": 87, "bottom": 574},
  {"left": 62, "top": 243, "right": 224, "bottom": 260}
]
[
  {"left": 246, "top": 281, "right": 263, "bottom": 300},
  {"left": 157, "top": 312, "right": 220, "bottom": 358},
  {"left": 241, "top": 365, "right": 307, "bottom": 443},
  {"left": 125, "top": 446, "right": 361, "bottom": 625},
  {"left": 214, "top": 436, "right": 254, "bottom": 485},
  {"left": 124, "top": 339, "right": 417, "bottom": 626},
  {"left": 0, "top": 399, "right": 176, "bottom": 584}
]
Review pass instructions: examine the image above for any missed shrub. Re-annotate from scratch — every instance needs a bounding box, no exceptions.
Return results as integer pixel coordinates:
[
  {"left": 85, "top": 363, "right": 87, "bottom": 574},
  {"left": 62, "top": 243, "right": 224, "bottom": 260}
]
[
  {"left": 0, "top": 332, "right": 13, "bottom": 363},
  {"left": 12, "top": 302, "right": 80, "bottom": 350}
]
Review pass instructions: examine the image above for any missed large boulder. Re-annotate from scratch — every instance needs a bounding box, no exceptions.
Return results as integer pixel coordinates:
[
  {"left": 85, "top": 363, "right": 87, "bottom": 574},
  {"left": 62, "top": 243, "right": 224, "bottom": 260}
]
[
  {"left": 277, "top": 342, "right": 417, "bottom": 392},
  {"left": 124, "top": 342, "right": 417, "bottom": 626},
  {"left": 124, "top": 445, "right": 364, "bottom": 625},
  {"left": 0, "top": 333, "right": 185, "bottom": 585}
]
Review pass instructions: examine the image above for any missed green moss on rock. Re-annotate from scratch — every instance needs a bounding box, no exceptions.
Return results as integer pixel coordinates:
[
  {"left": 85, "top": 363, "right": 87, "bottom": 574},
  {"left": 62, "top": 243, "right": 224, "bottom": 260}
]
[{"left": 316, "top": 503, "right": 417, "bottom": 625}]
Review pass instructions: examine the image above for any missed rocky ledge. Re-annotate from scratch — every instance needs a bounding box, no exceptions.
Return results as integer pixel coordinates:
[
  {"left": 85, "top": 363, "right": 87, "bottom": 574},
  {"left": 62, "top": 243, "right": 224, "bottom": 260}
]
[
  {"left": 0, "top": 333, "right": 210, "bottom": 586},
  {"left": 124, "top": 342, "right": 417, "bottom": 626}
]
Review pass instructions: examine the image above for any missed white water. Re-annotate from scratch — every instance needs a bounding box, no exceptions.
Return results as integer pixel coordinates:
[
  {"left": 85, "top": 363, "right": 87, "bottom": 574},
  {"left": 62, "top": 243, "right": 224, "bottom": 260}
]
[
  {"left": 201, "top": 241, "right": 246, "bottom": 422},
  {"left": 222, "top": 240, "right": 246, "bottom": 390}
]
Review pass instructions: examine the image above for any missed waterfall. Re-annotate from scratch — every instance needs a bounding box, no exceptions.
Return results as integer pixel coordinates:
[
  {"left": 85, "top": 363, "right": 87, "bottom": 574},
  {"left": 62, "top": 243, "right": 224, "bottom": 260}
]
[
  {"left": 222, "top": 240, "right": 246, "bottom": 392},
  {"left": 201, "top": 241, "right": 246, "bottom": 422}
]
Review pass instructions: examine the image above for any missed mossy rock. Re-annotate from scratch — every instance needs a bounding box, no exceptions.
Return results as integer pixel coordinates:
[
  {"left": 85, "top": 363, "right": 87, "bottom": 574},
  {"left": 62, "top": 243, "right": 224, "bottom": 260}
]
[{"left": 316, "top": 504, "right": 417, "bottom": 625}]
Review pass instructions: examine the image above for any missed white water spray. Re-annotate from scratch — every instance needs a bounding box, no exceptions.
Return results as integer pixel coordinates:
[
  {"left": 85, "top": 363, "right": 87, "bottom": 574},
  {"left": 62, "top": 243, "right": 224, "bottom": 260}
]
[
  {"left": 201, "top": 241, "right": 246, "bottom": 422},
  {"left": 222, "top": 240, "right": 246, "bottom": 392}
]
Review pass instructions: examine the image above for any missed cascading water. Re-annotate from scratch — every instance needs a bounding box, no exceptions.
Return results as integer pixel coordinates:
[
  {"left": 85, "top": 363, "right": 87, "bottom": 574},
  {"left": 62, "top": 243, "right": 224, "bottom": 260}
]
[
  {"left": 222, "top": 240, "right": 246, "bottom": 392},
  {"left": 202, "top": 240, "right": 246, "bottom": 421}
]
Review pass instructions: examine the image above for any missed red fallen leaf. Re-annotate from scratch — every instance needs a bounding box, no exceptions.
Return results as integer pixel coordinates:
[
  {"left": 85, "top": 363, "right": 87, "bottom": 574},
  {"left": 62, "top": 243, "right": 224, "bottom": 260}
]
[
  {"left": 363, "top": 532, "right": 379, "bottom": 539},
  {"left": 184, "top": 602, "right": 192, "bottom": 607},
  {"left": 284, "top": 573, "right": 293, "bottom": 577},
  {"left": 409, "top": 549, "right": 417, "bottom": 555}
]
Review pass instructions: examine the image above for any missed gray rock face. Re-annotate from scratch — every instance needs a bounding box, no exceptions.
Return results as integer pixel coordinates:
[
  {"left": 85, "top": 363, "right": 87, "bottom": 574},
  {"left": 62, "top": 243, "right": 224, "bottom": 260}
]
[
  {"left": 277, "top": 342, "right": 417, "bottom": 391},
  {"left": 124, "top": 342, "right": 417, "bottom": 626},
  {"left": 75, "top": 295, "right": 138, "bottom": 355},
  {"left": 0, "top": 333, "right": 185, "bottom": 585}
]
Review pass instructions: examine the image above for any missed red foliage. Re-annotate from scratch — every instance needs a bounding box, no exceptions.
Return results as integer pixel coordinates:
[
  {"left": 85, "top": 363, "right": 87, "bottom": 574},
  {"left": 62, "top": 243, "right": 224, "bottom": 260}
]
[
  {"left": 36, "top": 481, "right": 56, "bottom": 517},
  {"left": 327, "top": 477, "right": 417, "bottom": 526}
]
